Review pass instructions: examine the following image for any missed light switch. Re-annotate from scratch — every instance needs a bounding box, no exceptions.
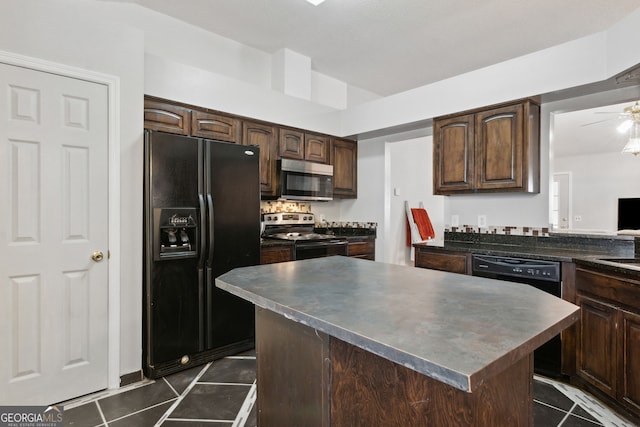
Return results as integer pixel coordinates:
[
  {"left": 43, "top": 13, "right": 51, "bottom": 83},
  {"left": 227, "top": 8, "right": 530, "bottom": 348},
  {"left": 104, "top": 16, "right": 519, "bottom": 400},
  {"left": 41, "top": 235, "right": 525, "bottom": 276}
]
[{"left": 393, "top": 187, "right": 401, "bottom": 196}]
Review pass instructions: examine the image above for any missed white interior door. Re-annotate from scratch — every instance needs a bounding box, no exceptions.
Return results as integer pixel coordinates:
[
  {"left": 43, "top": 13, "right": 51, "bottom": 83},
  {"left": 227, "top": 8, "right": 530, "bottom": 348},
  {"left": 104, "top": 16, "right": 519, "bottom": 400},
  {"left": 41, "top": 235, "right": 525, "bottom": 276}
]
[
  {"left": 552, "top": 172, "right": 571, "bottom": 229},
  {"left": 0, "top": 63, "right": 109, "bottom": 405}
]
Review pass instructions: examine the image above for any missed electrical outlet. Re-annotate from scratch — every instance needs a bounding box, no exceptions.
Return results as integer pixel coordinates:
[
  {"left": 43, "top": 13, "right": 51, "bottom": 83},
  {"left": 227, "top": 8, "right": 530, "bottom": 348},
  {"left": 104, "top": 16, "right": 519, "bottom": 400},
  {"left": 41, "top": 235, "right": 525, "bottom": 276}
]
[
  {"left": 478, "top": 215, "right": 487, "bottom": 228},
  {"left": 574, "top": 215, "right": 582, "bottom": 222}
]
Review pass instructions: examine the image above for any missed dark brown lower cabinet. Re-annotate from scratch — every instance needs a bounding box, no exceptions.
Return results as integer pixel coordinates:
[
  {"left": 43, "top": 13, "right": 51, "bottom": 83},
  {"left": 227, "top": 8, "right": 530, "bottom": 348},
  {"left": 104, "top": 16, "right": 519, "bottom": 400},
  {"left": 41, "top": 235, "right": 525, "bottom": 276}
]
[
  {"left": 576, "top": 294, "right": 617, "bottom": 397},
  {"left": 414, "top": 246, "right": 469, "bottom": 274},
  {"left": 574, "top": 267, "right": 640, "bottom": 422},
  {"left": 260, "top": 245, "right": 293, "bottom": 265},
  {"left": 346, "top": 237, "right": 375, "bottom": 260},
  {"left": 621, "top": 309, "right": 640, "bottom": 414}
]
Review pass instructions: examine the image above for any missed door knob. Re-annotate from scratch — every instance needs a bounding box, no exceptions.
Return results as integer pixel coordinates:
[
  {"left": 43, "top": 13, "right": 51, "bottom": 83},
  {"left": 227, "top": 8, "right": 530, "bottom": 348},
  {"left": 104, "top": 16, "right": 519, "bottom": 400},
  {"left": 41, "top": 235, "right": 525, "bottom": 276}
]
[{"left": 91, "top": 251, "right": 104, "bottom": 262}]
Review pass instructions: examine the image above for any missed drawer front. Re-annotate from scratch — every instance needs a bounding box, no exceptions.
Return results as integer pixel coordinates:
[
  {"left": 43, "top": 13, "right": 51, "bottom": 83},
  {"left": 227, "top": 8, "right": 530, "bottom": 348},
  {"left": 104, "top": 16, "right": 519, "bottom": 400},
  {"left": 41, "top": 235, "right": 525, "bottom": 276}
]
[
  {"left": 348, "top": 240, "right": 374, "bottom": 257},
  {"left": 576, "top": 267, "right": 640, "bottom": 310},
  {"left": 416, "top": 250, "right": 467, "bottom": 274},
  {"left": 261, "top": 246, "right": 293, "bottom": 265}
]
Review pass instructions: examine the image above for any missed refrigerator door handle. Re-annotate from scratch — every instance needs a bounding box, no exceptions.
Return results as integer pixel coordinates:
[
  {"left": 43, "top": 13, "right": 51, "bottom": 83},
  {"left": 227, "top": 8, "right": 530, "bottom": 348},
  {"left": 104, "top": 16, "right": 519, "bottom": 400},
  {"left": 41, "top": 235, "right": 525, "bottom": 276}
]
[
  {"left": 207, "top": 193, "right": 214, "bottom": 267},
  {"left": 198, "top": 193, "right": 206, "bottom": 269}
]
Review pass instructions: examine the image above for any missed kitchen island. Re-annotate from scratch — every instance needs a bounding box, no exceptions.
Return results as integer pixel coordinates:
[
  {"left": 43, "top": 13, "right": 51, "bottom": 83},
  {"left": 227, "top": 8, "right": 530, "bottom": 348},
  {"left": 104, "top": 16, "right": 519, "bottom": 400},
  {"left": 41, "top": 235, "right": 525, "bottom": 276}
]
[{"left": 216, "top": 256, "right": 580, "bottom": 426}]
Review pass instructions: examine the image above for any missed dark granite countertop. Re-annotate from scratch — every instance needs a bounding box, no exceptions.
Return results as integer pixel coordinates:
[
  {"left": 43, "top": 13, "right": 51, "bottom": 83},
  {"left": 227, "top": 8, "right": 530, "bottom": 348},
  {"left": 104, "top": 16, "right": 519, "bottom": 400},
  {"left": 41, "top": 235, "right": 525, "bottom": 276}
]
[
  {"left": 314, "top": 226, "right": 377, "bottom": 238},
  {"left": 572, "top": 256, "right": 640, "bottom": 280},
  {"left": 415, "top": 232, "right": 638, "bottom": 264},
  {"left": 416, "top": 242, "right": 625, "bottom": 262},
  {"left": 216, "top": 256, "right": 579, "bottom": 393}
]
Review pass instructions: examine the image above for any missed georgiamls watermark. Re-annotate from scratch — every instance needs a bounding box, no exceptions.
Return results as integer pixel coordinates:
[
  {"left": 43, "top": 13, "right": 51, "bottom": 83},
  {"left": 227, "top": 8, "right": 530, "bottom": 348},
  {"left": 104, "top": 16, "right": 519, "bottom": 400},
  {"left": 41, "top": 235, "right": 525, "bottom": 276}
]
[{"left": 0, "top": 406, "right": 63, "bottom": 427}]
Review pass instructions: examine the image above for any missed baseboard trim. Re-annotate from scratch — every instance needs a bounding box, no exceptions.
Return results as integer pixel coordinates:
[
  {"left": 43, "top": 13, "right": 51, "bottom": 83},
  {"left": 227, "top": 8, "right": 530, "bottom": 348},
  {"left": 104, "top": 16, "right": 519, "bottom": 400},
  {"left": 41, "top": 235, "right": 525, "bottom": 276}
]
[{"left": 120, "top": 370, "right": 143, "bottom": 387}]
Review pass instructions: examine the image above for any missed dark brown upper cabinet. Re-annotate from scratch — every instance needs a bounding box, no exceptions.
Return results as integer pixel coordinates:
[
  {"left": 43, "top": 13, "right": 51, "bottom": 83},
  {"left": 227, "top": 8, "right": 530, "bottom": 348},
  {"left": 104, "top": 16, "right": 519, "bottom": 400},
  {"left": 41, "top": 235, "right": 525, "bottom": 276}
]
[
  {"left": 243, "top": 121, "right": 278, "bottom": 197},
  {"left": 433, "top": 114, "right": 475, "bottom": 193},
  {"left": 144, "top": 99, "right": 191, "bottom": 135},
  {"left": 332, "top": 138, "right": 357, "bottom": 198},
  {"left": 304, "top": 133, "right": 330, "bottom": 164},
  {"left": 279, "top": 129, "right": 330, "bottom": 164},
  {"left": 433, "top": 99, "right": 540, "bottom": 195},
  {"left": 144, "top": 96, "right": 358, "bottom": 200},
  {"left": 279, "top": 129, "right": 305, "bottom": 160},
  {"left": 191, "top": 110, "right": 240, "bottom": 143}
]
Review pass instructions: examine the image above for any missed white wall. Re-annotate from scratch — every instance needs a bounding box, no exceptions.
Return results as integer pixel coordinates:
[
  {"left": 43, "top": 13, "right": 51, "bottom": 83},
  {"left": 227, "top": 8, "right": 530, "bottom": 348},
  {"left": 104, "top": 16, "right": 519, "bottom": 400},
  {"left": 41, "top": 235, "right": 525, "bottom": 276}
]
[
  {"left": 554, "top": 152, "right": 640, "bottom": 232},
  {"left": 0, "top": 0, "right": 145, "bottom": 377},
  {"left": 144, "top": 53, "right": 344, "bottom": 136},
  {"left": 313, "top": 128, "right": 443, "bottom": 264},
  {"left": 387, "top": 137, "right": 445, "bottom": 266}
]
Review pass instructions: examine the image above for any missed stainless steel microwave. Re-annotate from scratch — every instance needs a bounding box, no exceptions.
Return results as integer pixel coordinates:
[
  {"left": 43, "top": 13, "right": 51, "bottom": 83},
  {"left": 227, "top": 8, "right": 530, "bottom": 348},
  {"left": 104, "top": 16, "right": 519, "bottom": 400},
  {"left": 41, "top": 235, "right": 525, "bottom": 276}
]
[{"left": 277, "top": 159, "right": 333, "bottom": 201}]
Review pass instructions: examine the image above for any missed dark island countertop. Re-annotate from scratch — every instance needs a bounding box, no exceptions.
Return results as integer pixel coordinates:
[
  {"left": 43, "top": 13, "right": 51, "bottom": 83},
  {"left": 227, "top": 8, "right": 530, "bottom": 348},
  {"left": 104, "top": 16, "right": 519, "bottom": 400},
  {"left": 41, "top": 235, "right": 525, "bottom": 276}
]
[{"left": 216, "top": 256, "right": 579, "bottom": 393}]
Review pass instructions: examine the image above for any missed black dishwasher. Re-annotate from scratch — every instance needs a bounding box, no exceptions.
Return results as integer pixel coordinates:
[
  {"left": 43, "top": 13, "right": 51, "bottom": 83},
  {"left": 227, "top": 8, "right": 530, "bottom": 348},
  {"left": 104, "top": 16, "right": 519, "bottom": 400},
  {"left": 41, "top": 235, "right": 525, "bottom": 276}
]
[{"left": 471, "top": 254, "right": 563, "bottom": 378}]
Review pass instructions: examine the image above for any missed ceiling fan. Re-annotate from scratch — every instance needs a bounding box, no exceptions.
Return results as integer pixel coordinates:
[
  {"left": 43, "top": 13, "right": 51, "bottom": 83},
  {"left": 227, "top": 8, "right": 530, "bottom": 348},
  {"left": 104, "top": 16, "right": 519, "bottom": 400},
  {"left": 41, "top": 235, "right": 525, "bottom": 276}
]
[
  {"left": 617, "top": 101, "right": 640, "bottom": 132},
  {"left": 581, "top": 100, "right": 640, "bottom": 130}
]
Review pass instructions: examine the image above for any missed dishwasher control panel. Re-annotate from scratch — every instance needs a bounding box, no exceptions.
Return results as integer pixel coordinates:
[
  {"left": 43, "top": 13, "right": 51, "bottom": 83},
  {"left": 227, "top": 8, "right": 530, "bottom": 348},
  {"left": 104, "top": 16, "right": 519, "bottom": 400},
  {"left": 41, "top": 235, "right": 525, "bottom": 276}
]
[{"left": 471, "top": 255, "right": 561, "bottom": 282}]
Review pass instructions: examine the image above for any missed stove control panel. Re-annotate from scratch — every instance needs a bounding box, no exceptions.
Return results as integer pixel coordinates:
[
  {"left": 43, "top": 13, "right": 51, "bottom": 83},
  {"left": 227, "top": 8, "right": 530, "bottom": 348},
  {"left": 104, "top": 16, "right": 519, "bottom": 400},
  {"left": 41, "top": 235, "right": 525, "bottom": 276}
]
[{"left": 262, "top": 212, "right": 315, "bottom": 225}]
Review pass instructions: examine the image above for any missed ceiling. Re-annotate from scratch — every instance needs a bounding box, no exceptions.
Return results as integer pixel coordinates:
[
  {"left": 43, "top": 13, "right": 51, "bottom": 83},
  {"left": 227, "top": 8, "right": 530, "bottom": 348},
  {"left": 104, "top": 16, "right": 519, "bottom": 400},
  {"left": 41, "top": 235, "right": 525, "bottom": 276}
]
[
  {"left": 114, "top": 0, "right": 640, "bottom": 97},
  {"left": 553, "top": 101, "right": 639, "bottom": 157},
  {"left": 106, "top": 0, "right": 640, "bottom": 154}
]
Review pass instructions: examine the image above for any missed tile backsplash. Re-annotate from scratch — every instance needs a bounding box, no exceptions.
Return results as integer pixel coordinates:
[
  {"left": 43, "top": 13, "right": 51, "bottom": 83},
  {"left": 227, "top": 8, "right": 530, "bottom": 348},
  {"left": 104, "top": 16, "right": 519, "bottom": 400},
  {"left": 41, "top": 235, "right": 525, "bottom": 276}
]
[
  {"left": 260, "top": 201, "right": 311, "bottom": 213},
  {"left": 446, "top": 225, "right": 550, "bottom": 236}
]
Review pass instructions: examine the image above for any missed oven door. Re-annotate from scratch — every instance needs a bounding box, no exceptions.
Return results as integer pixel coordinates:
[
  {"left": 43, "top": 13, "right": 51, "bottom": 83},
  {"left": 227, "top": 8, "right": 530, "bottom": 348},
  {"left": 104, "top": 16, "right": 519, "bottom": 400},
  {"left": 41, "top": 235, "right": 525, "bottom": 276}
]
[{"left": 294, "top": 240, "right": 348, "bottom": 260}]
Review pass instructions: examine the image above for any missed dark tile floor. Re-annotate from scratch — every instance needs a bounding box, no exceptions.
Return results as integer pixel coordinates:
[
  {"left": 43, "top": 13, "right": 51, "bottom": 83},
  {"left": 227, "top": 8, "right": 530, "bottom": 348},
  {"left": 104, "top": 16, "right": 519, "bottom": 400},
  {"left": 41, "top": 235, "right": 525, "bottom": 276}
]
[
  {"left": 62, "top": 351, "right": 257, "bottom": 427},
  {"left": 62, "top": 351, "right": 633, "bottom": 427}
]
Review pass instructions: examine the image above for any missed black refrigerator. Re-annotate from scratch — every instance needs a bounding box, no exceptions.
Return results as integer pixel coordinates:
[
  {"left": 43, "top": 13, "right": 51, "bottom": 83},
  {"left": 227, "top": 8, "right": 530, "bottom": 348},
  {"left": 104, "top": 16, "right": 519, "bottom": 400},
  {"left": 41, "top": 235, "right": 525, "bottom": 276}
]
[{"left": 143, "top": 130, "right": 260, "bottom": 379}]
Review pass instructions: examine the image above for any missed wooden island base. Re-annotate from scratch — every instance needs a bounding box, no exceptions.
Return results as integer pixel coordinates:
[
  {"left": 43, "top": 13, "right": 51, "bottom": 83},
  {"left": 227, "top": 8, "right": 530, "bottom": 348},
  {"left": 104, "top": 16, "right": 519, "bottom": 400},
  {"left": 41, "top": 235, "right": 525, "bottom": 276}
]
[{"left": 256, "top": 307, "right": 534, "bottom": 426}]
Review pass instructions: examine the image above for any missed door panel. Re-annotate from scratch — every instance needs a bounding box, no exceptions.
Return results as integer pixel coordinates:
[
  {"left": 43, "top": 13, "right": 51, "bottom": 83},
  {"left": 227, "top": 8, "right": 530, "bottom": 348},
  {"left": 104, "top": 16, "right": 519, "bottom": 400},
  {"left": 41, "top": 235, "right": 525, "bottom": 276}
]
[
  {"left": 433, "top": 114, "right": 474, "bottom": 193},
  {"left": 475, "top": 104, "right": 524, "bottom": 189},
  {"left": 242, "top": 121, "right": 276, "bottom": 196},
  {"left": 576, "top": 295, "right": 617, "bottom": 397},
  {"left": 206, "top": 141, "right": 260, "bottom": 349},
  {"left": 143, "top": 131, "right": 203, "bottom": 372},
  {"left": 552, "top": 172, "right": 571, "bottom": 229},
  {"left": 0, "top": 63, "right": 109, "bottom": 405},
  {"left": 621, "top": 310, "right": 640, "bottom": 412}
]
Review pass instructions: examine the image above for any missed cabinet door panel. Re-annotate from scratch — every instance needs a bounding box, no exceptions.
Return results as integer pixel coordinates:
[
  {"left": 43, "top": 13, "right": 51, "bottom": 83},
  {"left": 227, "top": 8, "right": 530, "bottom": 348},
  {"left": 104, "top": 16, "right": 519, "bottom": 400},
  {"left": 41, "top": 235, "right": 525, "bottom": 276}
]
[
  {"left": 192, "top": 111, "right": 240, "bottom": 143},
  {"left": 621, "top": 310, "right": 640, "bottom": 412},
  {"left": 144, "top": 100, "right": 191, "bottom": 135},
  {"left": 576, "top": 294, "right": 617, "bottom": 397},
  {"left": 332, "top": 139, "right": 357, "bottom": 198},
  {"left": 261, "top": 245, "right": 293, "bottom": 264},
  {"left": 415, "top": 250, "right": 467, "bottom": 274},
  {"left": 243, "top": 121, "right": 277, "bottom": 197},
  {"left": 347, "top": 240, "right": 374, "bottom": 260},
  {"left": 304, "top": 133, "right": 330, "bottom": 164},
  {"left": 433, "top": 114, "right": 474, "bottom": 194},
  {"left": 279, "top": 129, "right": 304, "bottom": 160},
  {"left": 475, "top": 104, "right": 523, "bottom": 190}
]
